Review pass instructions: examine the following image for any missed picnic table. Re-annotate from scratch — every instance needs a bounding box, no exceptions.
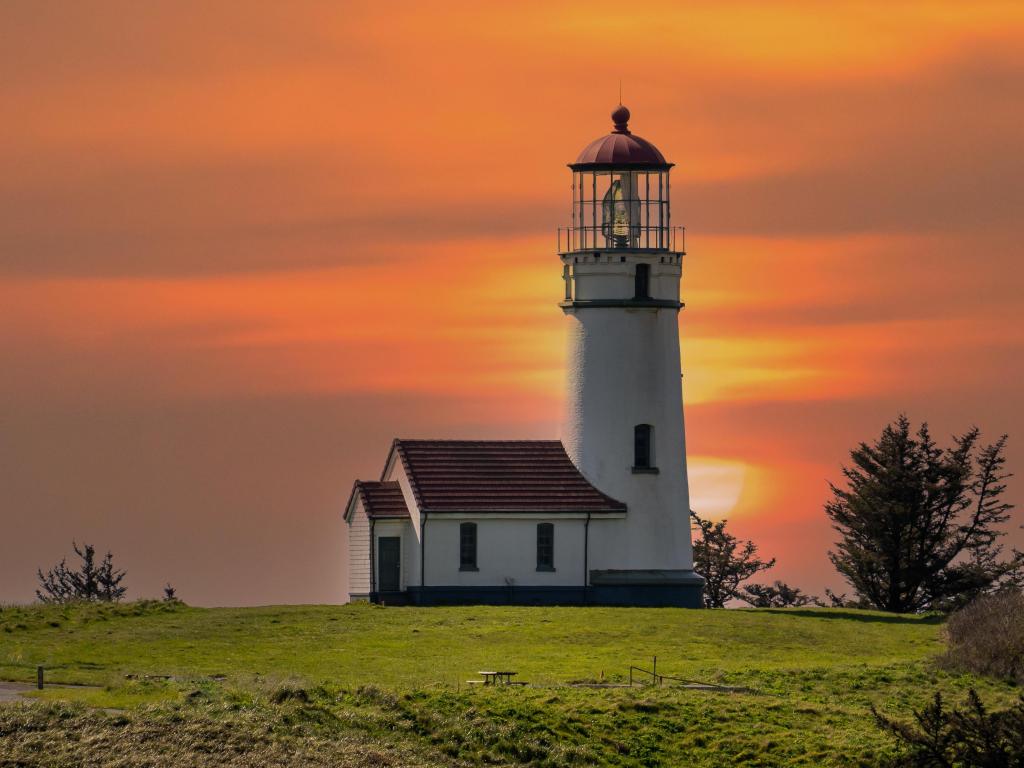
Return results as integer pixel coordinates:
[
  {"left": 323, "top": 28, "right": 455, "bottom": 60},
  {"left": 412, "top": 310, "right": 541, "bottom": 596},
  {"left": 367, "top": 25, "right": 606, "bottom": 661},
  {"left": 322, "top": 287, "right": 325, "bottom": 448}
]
[{"left": 467, "top": 670, "right": 524, "bottom": 686}]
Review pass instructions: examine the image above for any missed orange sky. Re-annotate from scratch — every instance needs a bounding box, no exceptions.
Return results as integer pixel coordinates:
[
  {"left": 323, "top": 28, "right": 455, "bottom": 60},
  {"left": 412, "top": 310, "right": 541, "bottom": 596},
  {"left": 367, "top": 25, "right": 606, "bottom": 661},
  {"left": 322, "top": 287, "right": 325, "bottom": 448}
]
[{"left": 2, "top": 1, "right": 1023, "bottom": 605}]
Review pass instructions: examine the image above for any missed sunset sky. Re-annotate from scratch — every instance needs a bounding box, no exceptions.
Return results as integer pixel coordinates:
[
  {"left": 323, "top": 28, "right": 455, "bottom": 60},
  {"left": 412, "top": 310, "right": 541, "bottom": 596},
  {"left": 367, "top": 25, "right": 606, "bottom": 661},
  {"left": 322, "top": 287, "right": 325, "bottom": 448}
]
[{"left": 2, "top": 1, "right": 1023, "bottom": 605}]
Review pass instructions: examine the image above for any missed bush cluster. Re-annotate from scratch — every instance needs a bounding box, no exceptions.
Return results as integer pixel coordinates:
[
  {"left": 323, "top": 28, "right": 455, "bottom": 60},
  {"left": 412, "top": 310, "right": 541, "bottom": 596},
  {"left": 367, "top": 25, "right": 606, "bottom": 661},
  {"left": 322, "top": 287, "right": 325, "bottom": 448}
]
[
  {"left": 874, "top": 690, "right": 1024, "bottom": 767},
  {"left": 940, "top": 590, "right": 1024, "bottom": 684}
]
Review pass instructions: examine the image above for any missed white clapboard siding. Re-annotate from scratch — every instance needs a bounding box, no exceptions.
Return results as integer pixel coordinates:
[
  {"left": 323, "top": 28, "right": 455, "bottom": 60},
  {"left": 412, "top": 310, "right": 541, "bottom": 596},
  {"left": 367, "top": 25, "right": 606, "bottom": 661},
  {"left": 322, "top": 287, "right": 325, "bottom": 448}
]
[{"left": 347, "top": 500, "right": 372, "bottom": 598}]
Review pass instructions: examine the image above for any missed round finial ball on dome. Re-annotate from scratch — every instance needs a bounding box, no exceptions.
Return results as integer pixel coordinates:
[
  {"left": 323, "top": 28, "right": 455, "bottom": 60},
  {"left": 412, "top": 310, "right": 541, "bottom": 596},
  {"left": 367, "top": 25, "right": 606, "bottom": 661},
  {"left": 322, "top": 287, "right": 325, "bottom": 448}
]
[
  {"left": 572, "top": 103, "right": 668, "bottom": 166},
  {"left": 611, "top": 104, "right": 631, "bottom": 133}
]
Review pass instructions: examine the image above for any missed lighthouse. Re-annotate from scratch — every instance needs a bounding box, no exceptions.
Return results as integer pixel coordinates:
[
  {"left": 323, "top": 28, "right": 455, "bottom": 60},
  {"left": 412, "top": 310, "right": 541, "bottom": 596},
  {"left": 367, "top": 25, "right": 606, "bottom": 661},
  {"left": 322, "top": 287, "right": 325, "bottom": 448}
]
[
  {"left": 343, "top": 105, "right": 702, "bottom": 607},
  {"left": 559, "top": 105, "right": 702, "bottom": 605}
]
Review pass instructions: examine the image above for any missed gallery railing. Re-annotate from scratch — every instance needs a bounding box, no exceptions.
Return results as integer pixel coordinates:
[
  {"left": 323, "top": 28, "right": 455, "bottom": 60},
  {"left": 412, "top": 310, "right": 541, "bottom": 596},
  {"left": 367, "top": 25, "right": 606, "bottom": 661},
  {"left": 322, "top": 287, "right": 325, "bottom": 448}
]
[{"left": 558, "top": 225, "right": 685, "bottom": 254}]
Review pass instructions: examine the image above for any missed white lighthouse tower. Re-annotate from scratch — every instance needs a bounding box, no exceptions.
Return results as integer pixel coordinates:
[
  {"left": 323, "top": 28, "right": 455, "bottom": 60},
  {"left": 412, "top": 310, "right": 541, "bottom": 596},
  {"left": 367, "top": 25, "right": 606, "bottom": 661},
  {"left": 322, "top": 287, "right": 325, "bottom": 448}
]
[{"left": 559, "top": 105, "right": 703, "bottom": 606}]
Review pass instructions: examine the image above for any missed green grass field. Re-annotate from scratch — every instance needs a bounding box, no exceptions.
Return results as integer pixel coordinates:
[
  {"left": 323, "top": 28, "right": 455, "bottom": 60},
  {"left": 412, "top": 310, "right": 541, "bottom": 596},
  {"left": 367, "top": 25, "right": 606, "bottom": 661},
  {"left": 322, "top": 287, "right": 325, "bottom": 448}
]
[{"left": 0, "top": 601, "right": 1017, "bottom": 766}]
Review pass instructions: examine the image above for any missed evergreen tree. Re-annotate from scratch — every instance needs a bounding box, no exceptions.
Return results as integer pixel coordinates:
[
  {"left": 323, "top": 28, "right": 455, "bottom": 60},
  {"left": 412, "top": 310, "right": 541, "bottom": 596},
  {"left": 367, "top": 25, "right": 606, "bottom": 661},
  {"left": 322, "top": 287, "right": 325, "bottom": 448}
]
[
  {"left": 690, "top": 511, "right": 775, "bottom": 608},
  {"left": 826, "top": 415, "right": 1020, "bottom": 612},
  {"left": 741, "top": 581, "right": 819, "bottom": 608},
  {"left": 873, "top": 689, "right": 1024, "bottom": 767},
  {"left": 36, "top": 542, "right": 127, "bottom": 603}
]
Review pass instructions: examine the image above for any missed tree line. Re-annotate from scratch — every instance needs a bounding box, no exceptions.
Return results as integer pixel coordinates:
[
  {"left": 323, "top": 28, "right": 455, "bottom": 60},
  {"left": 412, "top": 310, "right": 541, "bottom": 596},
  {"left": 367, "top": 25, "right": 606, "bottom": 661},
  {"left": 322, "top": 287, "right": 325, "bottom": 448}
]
[
  {"left": 692, "top": 414, "right": 1021, "bottom": 611},
  {"left": 36, "top": 414, "right": 1018, "bottom": 613}
]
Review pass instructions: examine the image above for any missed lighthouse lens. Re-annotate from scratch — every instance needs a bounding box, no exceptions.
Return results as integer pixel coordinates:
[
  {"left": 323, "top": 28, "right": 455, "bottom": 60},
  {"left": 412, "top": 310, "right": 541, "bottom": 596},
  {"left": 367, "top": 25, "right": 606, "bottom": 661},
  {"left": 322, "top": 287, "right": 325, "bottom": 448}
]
[{"left": 602, "top": 179, "right": 630, "bottom": 248}]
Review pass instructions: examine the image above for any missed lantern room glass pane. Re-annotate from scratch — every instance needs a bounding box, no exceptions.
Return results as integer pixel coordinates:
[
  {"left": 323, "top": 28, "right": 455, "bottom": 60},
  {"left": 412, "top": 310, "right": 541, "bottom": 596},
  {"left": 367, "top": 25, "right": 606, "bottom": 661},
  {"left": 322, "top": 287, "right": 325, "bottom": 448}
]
[{"left": 569, "top": 169, "right": 671, "bottom": 252}]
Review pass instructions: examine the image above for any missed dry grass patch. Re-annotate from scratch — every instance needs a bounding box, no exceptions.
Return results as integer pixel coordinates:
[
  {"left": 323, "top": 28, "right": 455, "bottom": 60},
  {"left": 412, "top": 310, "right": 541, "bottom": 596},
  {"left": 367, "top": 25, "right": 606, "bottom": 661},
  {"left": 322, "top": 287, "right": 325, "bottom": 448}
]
[{"left": 941, "top": 590, "right": 1024, "bottom": 684}]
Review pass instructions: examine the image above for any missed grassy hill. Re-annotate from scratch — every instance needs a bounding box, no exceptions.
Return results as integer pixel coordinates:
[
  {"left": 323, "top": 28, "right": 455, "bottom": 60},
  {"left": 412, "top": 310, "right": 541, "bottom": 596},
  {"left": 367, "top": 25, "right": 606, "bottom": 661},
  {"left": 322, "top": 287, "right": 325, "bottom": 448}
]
[{"left": 0, "top": 602, "right": 1016, "bottom": 766}]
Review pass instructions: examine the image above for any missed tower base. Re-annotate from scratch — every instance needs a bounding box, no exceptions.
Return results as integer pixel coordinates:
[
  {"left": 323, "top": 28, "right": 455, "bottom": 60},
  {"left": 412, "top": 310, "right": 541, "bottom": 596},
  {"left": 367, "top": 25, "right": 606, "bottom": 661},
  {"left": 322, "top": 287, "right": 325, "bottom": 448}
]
[{"left": 587, "top": 569, "right": 705, "bottom": 608}]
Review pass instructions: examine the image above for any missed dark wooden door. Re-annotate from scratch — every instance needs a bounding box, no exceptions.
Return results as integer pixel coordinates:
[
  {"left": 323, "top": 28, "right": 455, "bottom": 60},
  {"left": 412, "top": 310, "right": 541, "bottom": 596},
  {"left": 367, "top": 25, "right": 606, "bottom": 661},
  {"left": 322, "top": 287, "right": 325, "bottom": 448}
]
[{"left": 377, "top": 537, "right": 401, "bottom": 592}]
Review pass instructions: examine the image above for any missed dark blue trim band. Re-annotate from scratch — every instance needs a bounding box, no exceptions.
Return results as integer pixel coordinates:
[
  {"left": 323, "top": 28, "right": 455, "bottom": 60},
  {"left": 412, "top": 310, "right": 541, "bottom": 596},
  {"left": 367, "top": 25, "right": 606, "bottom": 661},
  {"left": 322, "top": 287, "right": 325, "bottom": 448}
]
[{"left": 388, "top": 584, "right": 703, "bottom": 608}]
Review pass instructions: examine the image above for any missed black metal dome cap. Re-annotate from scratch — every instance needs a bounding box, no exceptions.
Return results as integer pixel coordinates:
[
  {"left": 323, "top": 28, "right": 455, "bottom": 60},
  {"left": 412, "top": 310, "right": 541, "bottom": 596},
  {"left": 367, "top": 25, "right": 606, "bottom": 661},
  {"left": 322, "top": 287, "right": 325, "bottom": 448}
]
[{"left": 571, "top": 105, "right": 672, "bottom": 171}]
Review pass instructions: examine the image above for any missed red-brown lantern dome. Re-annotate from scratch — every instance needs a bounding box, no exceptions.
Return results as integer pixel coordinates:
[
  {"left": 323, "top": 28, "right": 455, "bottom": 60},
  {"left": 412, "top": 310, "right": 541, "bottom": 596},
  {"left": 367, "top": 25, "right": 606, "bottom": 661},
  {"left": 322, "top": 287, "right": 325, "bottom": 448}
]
[{"left": 571, "top": 105, "right": 672, "bottom": 170}]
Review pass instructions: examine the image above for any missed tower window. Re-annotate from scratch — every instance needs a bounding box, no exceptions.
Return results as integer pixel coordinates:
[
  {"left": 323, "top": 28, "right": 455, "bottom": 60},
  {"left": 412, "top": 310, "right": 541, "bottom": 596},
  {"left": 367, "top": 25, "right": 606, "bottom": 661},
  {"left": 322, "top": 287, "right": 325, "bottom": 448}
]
[
  {"left": 536, "top": 523, "right": 555, "bottom": 571},
  {"left": 634, "top": 264, "right": 650, "bottom": 299},
  {"left": 633, "top": 424, "right": 655, "bottom": 471},
  {"left": 459, "top": 522, "right": 478, "bottom": 571}
]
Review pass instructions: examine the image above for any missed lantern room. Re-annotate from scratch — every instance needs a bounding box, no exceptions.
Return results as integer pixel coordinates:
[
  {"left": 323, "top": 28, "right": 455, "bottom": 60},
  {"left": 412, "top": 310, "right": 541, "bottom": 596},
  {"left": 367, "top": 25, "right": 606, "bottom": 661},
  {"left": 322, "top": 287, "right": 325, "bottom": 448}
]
[{"left": 559, "top": 105, "right": 682, "bottom": 254}]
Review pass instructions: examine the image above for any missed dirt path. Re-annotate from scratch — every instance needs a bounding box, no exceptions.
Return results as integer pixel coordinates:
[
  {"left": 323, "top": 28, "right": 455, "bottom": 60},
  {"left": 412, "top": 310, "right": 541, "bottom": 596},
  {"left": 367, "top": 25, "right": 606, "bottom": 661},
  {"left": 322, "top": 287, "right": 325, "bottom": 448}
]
[
  {"left": 0, "top": 682, "right": 38, "bottom": 703},
  {"left": 0, "top": 681, "right": 102, "bottom": 704}
]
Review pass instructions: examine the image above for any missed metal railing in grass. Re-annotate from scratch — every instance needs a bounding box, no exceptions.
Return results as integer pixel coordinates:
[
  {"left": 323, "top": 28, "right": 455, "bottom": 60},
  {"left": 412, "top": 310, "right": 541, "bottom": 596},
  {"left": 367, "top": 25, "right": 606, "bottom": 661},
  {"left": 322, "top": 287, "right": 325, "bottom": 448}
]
[
  {"left": 629, "top": 656, "right": 667, "bottom": 687},
  {"left": 628, "top": 656, "right": 747, "bottom": 692}
]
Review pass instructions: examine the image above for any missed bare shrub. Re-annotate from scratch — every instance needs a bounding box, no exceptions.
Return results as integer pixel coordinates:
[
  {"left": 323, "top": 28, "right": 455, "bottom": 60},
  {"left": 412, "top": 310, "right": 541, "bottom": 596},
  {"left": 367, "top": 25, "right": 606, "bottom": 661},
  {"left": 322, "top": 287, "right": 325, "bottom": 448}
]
[
  {"left": 940, "top": 589, "right": 1024, "bottom": 684},
  {"left": 690, "top": 510, "right": 775, "bottom": 608}
]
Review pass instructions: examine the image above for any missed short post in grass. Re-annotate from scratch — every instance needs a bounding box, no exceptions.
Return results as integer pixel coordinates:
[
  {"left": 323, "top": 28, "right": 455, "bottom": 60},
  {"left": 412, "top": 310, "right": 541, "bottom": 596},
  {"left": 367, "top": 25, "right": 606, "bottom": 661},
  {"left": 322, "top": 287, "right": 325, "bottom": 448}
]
[
  {"left": 652, "top": 656, "right": 657, "bottom": 686},
  {"left": 37, "top": 666, "right": 44, "bottom": 690}
]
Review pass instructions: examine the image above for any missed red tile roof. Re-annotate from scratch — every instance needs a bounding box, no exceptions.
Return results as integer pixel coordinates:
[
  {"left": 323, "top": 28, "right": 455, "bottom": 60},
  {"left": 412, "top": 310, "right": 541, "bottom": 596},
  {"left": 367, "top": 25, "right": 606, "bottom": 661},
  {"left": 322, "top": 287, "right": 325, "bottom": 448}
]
[
  {"left": 390, "top": 440, "right": 626, "bottom": 514},
  {"left": 352, "top": 481, "right": 409, "bottom": 519}
]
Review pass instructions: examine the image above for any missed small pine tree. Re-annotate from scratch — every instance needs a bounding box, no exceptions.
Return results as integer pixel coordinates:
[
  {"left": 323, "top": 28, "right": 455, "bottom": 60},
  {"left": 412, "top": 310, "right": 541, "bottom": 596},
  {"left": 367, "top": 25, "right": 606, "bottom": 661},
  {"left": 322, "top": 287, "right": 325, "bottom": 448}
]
[
  {"left": 873, "top": 689, "right": 1024, "bottom": 766},
  {"left": 741, "top": 581, "right": 819, "bottom": 608},
  {"left": 163, "top": 583, "right": 177, "bottom": 602},
  {"left": 823, "top": 588, "right": 860, "bottom": 608},
  {"left": 36, "top": 542, "right": 127, "bottom": 603},
  {"left": 690, "top": 511, "right": 775, "bottom": 608}
]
